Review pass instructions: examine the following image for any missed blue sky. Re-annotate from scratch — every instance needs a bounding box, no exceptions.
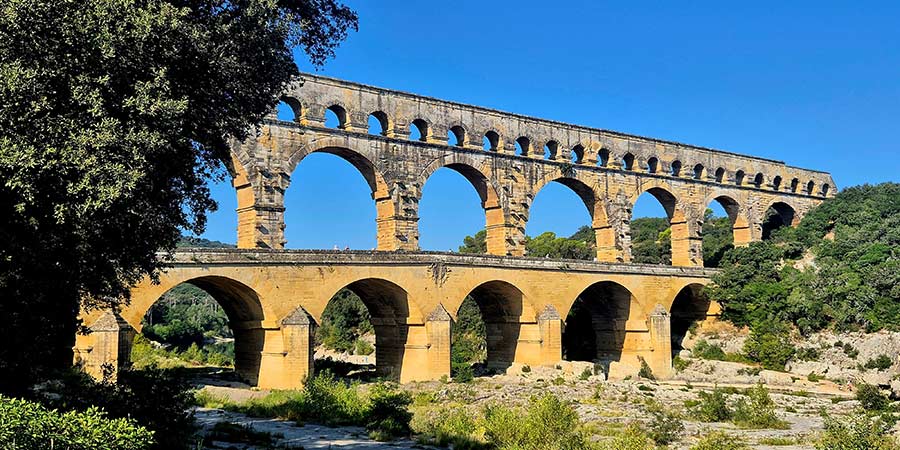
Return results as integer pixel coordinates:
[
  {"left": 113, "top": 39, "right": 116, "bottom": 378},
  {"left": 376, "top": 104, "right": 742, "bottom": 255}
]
[{"left": 197, "top": 1, "right": 900, "bottom": 250}]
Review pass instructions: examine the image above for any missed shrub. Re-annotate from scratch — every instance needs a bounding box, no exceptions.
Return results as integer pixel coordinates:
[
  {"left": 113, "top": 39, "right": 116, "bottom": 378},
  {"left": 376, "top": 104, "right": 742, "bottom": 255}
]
[
  {"left": 855, "top": 383, "right": 890, "bottom": 412},
  {"left": 815, "top": 413, "right": 900, "bottom": 450},
  {"left": 521, "top": 365, "right": 531, "bottom": 373},
  {"left": 743, "top": 321, "right": 795, "bottom": 371},
  {"left": 354, "top": 338, "right": 375, "bottom": 356},
  {"left": 673, "top": 355, "right": 691, "bottom": 371},
  {"left": 0, "top": 395, "right": 154, "bottom": 450},
  {"left": 579, "top": 367, "right": 593, "bottom": 380},
  {"left": 638, "top": 357, "right": 655, "bottom": 380},
  {"left": 864, "top": 355, "right": 893, "bottom": 371},
  {"left": 808, "top": 372, "right": 824, "bottom": 382},
  {"left": 412, "top": 406, "right": 487, "bottom": 449},
  {"left": 595, "top": 424, "right": 653, "bottom": 450},
  {"left": 737, "top": 366, "right": 763, "bottom": 377},
  {"left": 796, "top": 346, "right": 821, "bottom": 361},
  {"left": 483, "top": 393, "right": 591, "bottom": 450},
  {"left": 843, "top": 343, "right": 860, "bottom": 359},
  {"left": 690, "top": 431, "right": 750, "bottom": 450},
  {"left": 366, "top": 383, "right": 412, "bottom": 440},
  {"left": 686, "top": 388, "right": 732, "bottom": 422},
  {"left": 646, "top": 403, "right": 683, "bottom": 445},
  {"left": 693, "top": 340, "right": 726, "bottom": 360},
  {"left": 731, "top": 383, "right": 788, "bottom": 429},
  {"left": 46, "top": 368, "right": 196, "bottom": 450}
]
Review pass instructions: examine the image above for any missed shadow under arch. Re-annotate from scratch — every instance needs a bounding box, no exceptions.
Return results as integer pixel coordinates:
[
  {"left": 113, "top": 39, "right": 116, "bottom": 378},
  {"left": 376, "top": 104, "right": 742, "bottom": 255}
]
[
  {"left": 762, "top": 201, "right": 797, "bottom": 239},
  {"left": 420, "top": 159, "right": 508, "bottom": 255},
  {"left": 457, "top": 281, "right": 528, "bottom": 372},
  {"left": 322, "top": 278, "right": 412, "bottom": 380},
  {"left": 562, "top": 281, "right": 634, "bottom": 367},
  {"left": 669, "top": 283, "right": 713, "bottom": 355},
  {"left": 144, "top": 276, "right": 266, "bottom": 385}
]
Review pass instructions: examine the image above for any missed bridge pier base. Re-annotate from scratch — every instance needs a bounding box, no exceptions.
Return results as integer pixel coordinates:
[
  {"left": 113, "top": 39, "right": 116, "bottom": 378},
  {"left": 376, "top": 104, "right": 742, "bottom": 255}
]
[
  {"left": 647, "top": 304, "right": 674, "bottom": 379},
  {"left": 73, "top": 310, "right": 135, "bottom": 382}
]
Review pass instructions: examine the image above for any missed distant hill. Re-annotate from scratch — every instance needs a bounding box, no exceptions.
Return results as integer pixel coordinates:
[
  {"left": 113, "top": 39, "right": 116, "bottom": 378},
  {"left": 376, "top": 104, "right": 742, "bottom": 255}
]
[{"left": 176, "top": 236, "right": 235, "bottom": 248}]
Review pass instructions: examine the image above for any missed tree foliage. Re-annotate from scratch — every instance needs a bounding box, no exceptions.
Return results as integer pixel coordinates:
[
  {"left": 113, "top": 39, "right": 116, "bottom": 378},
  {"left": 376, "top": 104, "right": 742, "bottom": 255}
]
[
  {"left": 0, "top": 0, "right": 356, "bottom": 389},
  {"left": 317, "top": 289, "right": 374, "bottom": 353},
  {"left": 706, "top": 183, "right": 900, "bottom": 334}
]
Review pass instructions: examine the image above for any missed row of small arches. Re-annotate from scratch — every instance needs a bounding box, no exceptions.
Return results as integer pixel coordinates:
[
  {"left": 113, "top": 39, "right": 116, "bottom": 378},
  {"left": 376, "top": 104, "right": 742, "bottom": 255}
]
[{"left": 280, "top": 101, "right": 830, "bottom": 198}]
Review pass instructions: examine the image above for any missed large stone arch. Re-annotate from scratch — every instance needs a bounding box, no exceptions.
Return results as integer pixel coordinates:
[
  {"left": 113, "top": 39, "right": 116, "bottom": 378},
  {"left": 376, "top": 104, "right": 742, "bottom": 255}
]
[
  {"left": 668, "top": 282, "right": 719, "bottom": 354},
  {"left": 315, "top": 278, "right": 415, "bottom": 380},
  {"left": 418, "top": 157, "right": 510, "bottom": 255},
  {"left": 528, "top": 173, "right": 612, "bottom": 260},
  {"left": 455, "top": 280, "right": 528, "bottom": 371},
  {"left": 284, "top": 139, "right": 398, "bottom": 250},
  {"left": 761, "top": 199, "right": 799, "bottom": 239},
  {"left": 627, "top": 182, "right": 702, "bottom": 266},
  {"left": 561, "top": 280, "right": 635, "bottom": 369}
]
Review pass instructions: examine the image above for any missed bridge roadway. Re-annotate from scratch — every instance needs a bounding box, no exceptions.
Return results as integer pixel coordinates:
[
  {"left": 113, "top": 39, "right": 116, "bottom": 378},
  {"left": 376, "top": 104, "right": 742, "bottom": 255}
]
[{"left": 75, "top": 249, "right": 720, "bottom": 389}]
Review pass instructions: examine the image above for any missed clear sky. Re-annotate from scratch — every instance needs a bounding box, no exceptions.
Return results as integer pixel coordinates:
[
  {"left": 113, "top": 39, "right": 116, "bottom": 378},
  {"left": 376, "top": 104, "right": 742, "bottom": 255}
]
[{"left": 197, "top": 1, "right": 900, "bottom": 250}]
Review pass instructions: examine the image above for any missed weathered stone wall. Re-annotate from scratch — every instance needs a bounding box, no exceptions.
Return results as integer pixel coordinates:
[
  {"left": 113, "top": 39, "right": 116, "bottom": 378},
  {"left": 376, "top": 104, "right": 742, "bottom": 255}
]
[{"left": 231, "top": 74, "right": 834, "bottom": 267}]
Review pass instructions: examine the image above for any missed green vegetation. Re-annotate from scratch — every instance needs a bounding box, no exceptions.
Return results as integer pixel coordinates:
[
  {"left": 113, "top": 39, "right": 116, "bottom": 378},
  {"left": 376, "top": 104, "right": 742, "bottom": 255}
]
[
  {"left": 864, "top": 355, "right": 893, "bottom": 371},
  {"left": 690, "top": 431, "right": 750, "bottom": 450},
  {"left": 645, "top": 402, "right": 684, "bottom": 445},
  {"left": 707, "top": 183, "right": 900, "bottom": 334},
  {"left": 317, "top": 289, "right": 375, "bottom": 354},
  {"left": 0, "top": 0, "right": 357, "bottom": 391},
  {"left": 0, "top": 395, "right": 153, "bottom": 450},
  {"left": 142, "top": 284, "right": 231, "bottom": 348},
  {"left": 731, "top": 384, "right": 788, "bottom": 429},
  {"left": 816, "top": 413, "right": 900, "bottom": 450},
  {"left": 451, "top": 296, "right": 487, "bottom": 381},
  {"left": 855, "top": 383, "right": 890, "bottom": 412},
  {"left": 687, "top": 388, "right": 732, "bottom": 422},
  {"left": 195, "top": 371, "right": 411, "bottom": 441},
  {"left": 742, "top": 321, "right": 795, "bottom": 370}
]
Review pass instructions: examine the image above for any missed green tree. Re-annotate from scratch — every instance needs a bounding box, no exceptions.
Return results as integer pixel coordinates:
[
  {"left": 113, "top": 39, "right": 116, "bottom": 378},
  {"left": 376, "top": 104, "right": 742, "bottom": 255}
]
[
  {"left": 631, "top": 217, "right": 671, "bottom": 264},
  {"left": 459, "top": 229, "right": 488, "bottom": 253},
  {"left": 317, "top": 289, "right": 374, "bottom": 353},
  {"left": 0, "top": 0, "right": 357, "bottom": 390}
]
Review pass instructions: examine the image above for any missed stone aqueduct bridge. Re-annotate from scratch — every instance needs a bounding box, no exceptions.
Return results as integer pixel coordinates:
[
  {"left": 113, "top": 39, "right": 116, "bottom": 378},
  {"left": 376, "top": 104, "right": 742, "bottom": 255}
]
[{"left": 74, "top": 74, "right": 835, "bottom": 389}]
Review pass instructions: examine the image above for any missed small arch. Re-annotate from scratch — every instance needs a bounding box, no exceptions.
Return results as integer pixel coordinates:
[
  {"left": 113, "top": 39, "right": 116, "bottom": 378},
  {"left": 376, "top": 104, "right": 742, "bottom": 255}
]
[
  {"left": 448, "top": 125, "right": 466, "bottom": 147},
  {"left": 702, "top": 195, "right": 743, "bottom": 267},
  {"left": 515, "top": 136, "right": 531, "bottom": 156},
  {"left": 772, "top": 176, "right": 783, "bottom": 191},
  {"left": 734, "top": 170, "right": 745, "bottom": 186},
  {"left": 762, "top": 201, "right": 796, "bottom": 239},
  {"left": 806, "top": 180, "right": 816, "bottom": 195},
  {"left": 368, "top": 111, "right": 389, "bottom": 136},
  {"left": 714, "top": 167, "right": 726, "bottom": 183},
  {"left": 563, "top": 281, "right": 634, "bottom": 366},
  {"left": 693, "top": 164, "right": 705, "bottom": 180},
  {"left": 597, "top": 148, "right": 611, "bottom": 167},
  {"left": 325, "top": 105, "right": 348, "bottom": 129},
  {"left": 753, "top": 173, "right": 765, "bottom": 188},
  {"left": 544, "top": 140, "right": 559, "bottom": 159},
  {"left": 410, "top": 118, "right": 429, "bottom": 142},
  {"left": 277, "top": 97, "right": 303, "bottom": 122},
  {"left": 622, "top": 153, "right": 635, "bottom": 170},
  {"left": 670, "top": 160, "right": 682, "bottom": 177},
  {"left": 483, "top": 131, "right": 500, "bottom": 151},
  {"left": 646, "top": 157, "right": 659, "bottom": 174},
  {"left": 571, "top": 144, "right": 585, "bottom": 164},
  {"left": 790, "top": 178, "right": 800, "bottom": 193},
  {"left": 670, "top": 284, "right": 713, "bottom": 354},
  {"left": 821, "top": 184, "right": 830, "bottom": 197}
]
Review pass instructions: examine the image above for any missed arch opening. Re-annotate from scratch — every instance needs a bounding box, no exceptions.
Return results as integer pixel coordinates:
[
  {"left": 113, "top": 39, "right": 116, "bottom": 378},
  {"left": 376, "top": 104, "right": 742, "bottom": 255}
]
[
  {"left": 525, "top": 178, "right": 596, "bottom": 260},
  {"left": 483, "top": 131, "right": 500, "bottom": 151},
  {"left": 451, "top": 281, "right": 525, "bottom": 379},
  {"left": 137, "top": 276, "right": 265, "bottom": 385},
  {"left": 762, "top": 201, "right": 796, "bottom": 240},
  {"left": 562, "top": 281, "right": 633, "bottom": 367},
  {"left": 325, "top": 105, "right": 347, "bottom": 129},
  {"left": 646, "top": 157, "right": 659, "bottom": 174},
  {"left": 448, "top": 126, "right": 466, "bottom": 146},
  {"left": 670, "top": 160, "right": 682, "bottom": 177},
  {"left": 806, "top": 180, "right": 816, "bottom": 195},
  {"left": 753, "top": 173, "right": 765, "bottom": 189},
  {"left": 285, "top": 148, "right": 385, "bottom": 249},
  {"left": 790, "top": 178, "right": 800, "bottom": 193},
  {"left": 572, "top": 145, "right": 585, "bottom": 164},
  {"left": 368, "top": 111, "right": 389, "bottom": 136},
  {"left": 276, "top": 97, "right": 302, "bottom": 122},
  {"left": 701, "top": 197, "right": 739, "bottom": 268},
  {"left": 420, "top": 164, "right": 502, "bottom": 254},
  {"left": 735, "top": 170, "right": 745, "bottom": 186},
  {"left": 714, "top": 167, "right": 725, "bottom": 183},
  {"left": 630, "top": 187, "right": 678, "bottom": 265},
  {"left": 515, "top": 136, "right": 530, "bottom": 156},
  {"left": 622, "top": 153, "right": 635, "bottom": 170},
  {"left": 410, "top": 119, "right": 428, "bottom": 142},
  {"left": 317, "top": 279, "right": 412, "bottom": 380},
  {"left": 772, "top": 176, "right": 783, "bottom": 191},
  {"left": 670, "top": 284, "right": 713, "bottom": 355},
  {"left": 598, "top": 148, "right": 610, "bottom": 167},
  {"left": 693, "top": 164, "right": 705, "bottom": 180},
  {"left": 543, "top": 140, "right": 559, "bottom": 160}
]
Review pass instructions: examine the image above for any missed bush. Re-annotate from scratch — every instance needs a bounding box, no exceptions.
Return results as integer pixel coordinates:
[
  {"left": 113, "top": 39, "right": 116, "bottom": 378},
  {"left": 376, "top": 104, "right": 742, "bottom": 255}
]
[
  {"left": 690, "top": 431, "right": 750, "bottom": 450},
  {"left": 731, "top": 383, "right": 788, "bottom": 429},
  {"left": 673, "top": 355, "right": 691, "bottom": 371},
  {"left": 796, "top": 346, "right": 821, "bottom": 361},
  {"left": 483, "top": 393, "right": 591, "bottom": 450},
  {"left": 0, "top": 395, "right": 154, "bottom": 450},
  {"left": 638, "top": 357, "right": 655, "bottom": 380},
  {"left": 864, "top": 355, "right": 893, "bottom": 371},
  {"left": 45, "top": 368, "right": 196, "bottom": 450},
  {"left": 856, "top": 383, "right": 890, "bottom": 412},
  {"left": 743, "top": 321, "right": 795, "bottom": 371},
  {"left": 646, "top": 403, "right": 683, "bottom": 445},
  {"left": 816, "top": 413, "right": 900, "bottom": 450},
  {"left": 413, "top": 406, "right": 487, "bottom": 449},
  {"left": 686, "top": 388, "right": 732, "bottom": 422},
  {"left": 366, "top": 383, "right": 412, "bottom": 440},
  {"left": 595, "top": 424, "right": 654, "bottom": 450},
  {"left": 693, "top": 340, "right": 726, "bottom": 360}
]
